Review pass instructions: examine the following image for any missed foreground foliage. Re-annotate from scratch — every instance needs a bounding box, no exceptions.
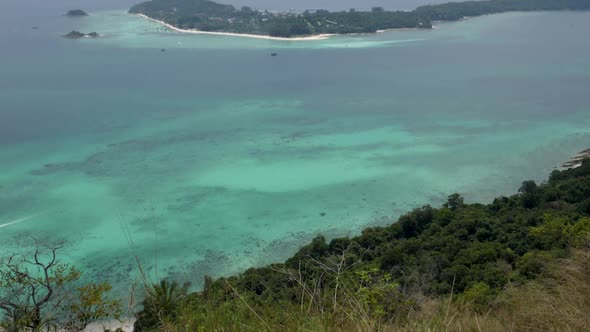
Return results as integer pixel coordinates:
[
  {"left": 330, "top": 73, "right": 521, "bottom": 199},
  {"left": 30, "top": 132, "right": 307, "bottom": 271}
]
[
  {"left": 129, "top": 0, "right": 590, "bottom": 37},
  {"left": 135, "top": 159, "right": 590, "bottom": 331},
  {"left": 0, "top": 243, "right": 121, "bottom": 331}
]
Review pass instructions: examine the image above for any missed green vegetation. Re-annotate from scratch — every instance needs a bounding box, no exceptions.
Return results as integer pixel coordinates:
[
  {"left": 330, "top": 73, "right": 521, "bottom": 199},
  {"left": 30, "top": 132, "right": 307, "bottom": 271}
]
[
  {"left": 415, "top": 0, "right": 590, "bottom": 21},
  {"left": 129, "top": 0, "right": 429, "bottom": 37},
  {"left": 129, "top": 0, "right": 590, "bottom": 37},
  {"left": 66, "top": 10, "right": 89, "bottom": 17},
  {"left": 133, "top": 159, "right": 590, "bottom": 331},
  {"left": 0, "top": 242, "right": 121, "bottom": 331},
  {"left": 135, "top": 281, "right": 190, "bottom": 332},
  {"left": 63, "top": 31, "right": 100, "bottom": 39}
]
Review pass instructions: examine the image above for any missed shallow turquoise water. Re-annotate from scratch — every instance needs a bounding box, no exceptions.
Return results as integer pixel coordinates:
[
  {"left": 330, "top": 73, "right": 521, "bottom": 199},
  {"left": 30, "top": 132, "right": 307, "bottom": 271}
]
[{"left": 1, "top": 8, "right": 589, "bottom": 292}]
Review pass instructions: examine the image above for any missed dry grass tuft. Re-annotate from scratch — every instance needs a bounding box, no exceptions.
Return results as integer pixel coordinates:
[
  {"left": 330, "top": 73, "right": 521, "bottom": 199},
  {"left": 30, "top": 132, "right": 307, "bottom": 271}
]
[{"left": 495, "top": 249, "right": 590, "bottom": 332}]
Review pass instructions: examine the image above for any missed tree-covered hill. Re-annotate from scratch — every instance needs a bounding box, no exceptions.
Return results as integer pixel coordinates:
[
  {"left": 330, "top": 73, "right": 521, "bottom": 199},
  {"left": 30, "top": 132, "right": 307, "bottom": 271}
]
[
  {"left": 129, "top": 0, "right": 590, "bottom": 37},
  {"left": 415, "top": 0, "right": 590, "bottom": 21},
  {"left": 133, "top": 159, "right": 590, "bottom": 331}
]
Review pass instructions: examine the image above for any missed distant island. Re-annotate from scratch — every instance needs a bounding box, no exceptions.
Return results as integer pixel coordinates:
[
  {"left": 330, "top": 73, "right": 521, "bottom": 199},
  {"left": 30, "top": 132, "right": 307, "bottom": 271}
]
[
  {"left": 65, "top": 9, "right": 88, "bottom": 17},
  {"left": 129, "top": 0, "right": 590, "bottom": 38},
  {"left": 63, "top": 31, "right": 100, "bottom": 39}
]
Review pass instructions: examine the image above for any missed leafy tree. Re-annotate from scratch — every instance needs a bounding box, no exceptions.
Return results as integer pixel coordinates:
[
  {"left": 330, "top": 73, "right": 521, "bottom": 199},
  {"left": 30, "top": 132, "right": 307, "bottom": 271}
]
[
  {"left": 444, "top": 193, "right": 464, "bottom": 211},
  {"left": 459, "top": 282, "right": 494, "bottom": 312},
  {"left": 517, "top": 251, "right": 552, "bottom": 279},
  {"left": 530, "top": 215, "right": 590, "bottom": 249},
  {"left": 352, "top": 268, "right": 401, "bottom": 318},
  {"left": 64, "top": 283, "right": 122, "bottom": 331},
  {"left": 519, "top": 180, "right": 539, "bottom": 208},
  {"left": 0, "top": 242, "right": 120, "bottom": 331}
]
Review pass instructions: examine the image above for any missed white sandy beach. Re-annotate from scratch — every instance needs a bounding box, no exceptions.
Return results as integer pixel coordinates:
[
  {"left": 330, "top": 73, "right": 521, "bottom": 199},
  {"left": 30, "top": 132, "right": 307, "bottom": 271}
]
[{"left": 136, "top": 14, "right": 334, "bottom": 41}]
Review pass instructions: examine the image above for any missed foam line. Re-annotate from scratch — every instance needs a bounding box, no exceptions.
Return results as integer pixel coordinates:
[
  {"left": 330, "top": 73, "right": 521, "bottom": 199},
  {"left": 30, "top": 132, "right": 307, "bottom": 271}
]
[{"left": 0, "top": 213, "right": 41, "bottom": 229}]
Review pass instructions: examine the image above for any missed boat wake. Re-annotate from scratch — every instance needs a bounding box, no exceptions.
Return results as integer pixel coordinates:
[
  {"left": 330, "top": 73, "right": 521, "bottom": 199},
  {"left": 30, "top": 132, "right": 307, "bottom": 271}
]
[{"left": 0, "top": 213, "right": 41, "bottom": 229}]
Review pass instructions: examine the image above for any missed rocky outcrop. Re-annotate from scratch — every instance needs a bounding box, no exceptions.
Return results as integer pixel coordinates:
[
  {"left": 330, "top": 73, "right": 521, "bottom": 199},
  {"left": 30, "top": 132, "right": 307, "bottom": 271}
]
[
  {"left": 63, "top": 31, "right": 100, "bottom": 39},
  {"left": 562, "top": 148, "right": 590, "bottom": 169},
  {"left": 66, "top": 9, "right": 88, "bottom": 17}
]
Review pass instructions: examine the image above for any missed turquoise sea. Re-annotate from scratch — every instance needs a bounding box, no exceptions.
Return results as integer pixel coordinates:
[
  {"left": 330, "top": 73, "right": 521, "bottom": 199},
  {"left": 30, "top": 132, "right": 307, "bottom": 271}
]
[{"left": 1, "top": 1, "right": 590, "bottom": 293}]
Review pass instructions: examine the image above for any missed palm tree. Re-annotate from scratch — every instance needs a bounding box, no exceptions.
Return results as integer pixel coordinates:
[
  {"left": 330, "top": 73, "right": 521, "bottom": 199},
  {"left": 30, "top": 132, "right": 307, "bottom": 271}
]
[{"left": 134, "top": 280, "right": 190, "bottom": 332}]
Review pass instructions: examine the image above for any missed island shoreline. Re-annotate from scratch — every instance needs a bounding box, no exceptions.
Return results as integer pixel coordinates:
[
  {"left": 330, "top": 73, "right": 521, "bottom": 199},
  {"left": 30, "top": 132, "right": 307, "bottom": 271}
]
[
  {"left": 131, "top": 0, "right": 590, "bottom": 42},
  {"left": 136, "top": 14, "right": 336, "bottom": 41},
  {"left": 562, "top": 148, "right": 590, "bottom": 169}
]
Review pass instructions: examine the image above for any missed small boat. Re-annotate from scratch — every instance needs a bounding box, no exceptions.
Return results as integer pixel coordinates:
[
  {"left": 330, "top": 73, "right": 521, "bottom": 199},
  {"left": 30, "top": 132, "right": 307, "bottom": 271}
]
[{"left": 271, "top": 53, "right": 277, "bottom": 56}]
